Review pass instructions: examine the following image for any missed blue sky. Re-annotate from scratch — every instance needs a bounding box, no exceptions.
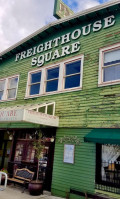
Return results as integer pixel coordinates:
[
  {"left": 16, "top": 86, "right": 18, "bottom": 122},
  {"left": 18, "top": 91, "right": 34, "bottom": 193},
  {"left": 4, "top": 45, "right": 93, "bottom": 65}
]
[{"left": 0, "top": 0, "right": 111, "bottom": 52}]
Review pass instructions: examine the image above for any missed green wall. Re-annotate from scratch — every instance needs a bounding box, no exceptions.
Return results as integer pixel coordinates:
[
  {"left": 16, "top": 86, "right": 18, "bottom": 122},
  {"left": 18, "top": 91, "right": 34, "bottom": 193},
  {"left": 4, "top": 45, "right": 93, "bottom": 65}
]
[{"left": 51, "top": 128, "right": 95, "bottom": 198}]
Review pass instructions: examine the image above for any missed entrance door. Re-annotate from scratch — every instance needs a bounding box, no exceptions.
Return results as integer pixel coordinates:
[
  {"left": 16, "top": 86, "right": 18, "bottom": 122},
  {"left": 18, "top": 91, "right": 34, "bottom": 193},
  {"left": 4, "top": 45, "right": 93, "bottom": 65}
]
[
  {"left": 0, "top": 141, "right": 11, "bottom": 170},
  {"left": 40, "top": 141, "right": 55, "bottom": 191}
]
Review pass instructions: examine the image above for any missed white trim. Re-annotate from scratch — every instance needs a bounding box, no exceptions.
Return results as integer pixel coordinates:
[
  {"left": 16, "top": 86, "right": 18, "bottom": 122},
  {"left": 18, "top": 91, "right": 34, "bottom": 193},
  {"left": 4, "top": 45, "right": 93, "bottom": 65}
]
[
  {"left": 0, "top": 0, "right": 119, "bottom": 58},
  {"left": 25, "top": 55, "right": 84, "bottom": 98},
  {"left": 98, "top": 43, "right": 120, "bottom": 87}
]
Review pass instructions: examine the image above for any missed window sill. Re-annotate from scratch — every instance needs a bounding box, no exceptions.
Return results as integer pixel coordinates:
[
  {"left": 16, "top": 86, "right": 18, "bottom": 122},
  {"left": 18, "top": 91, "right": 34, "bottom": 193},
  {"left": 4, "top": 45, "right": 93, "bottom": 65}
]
[
  {"left": 0, "top": 98, "right": 17, "bottom": 103},
  {"left": 25, "top": 87, "right": 82, "bottom": 99},
  {"left": 98, "top": 81, "right": 120, "bottom": 87}
]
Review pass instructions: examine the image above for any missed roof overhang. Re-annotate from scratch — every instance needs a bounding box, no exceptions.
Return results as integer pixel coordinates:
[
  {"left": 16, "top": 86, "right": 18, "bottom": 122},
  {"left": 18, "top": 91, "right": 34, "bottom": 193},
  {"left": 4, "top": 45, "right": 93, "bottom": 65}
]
[
  {"left": 0, "top": 0, "right": 120, "bottom": 59},
  {"left": 0, "top": 107, "right": 59, "bottom": 127}
]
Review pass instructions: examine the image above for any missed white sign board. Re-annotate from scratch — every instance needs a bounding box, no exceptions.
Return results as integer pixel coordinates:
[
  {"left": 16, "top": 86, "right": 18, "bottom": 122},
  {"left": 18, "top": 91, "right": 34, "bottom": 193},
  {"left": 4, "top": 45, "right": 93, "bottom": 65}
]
[{"left": 63, "top": 144, "right": 75, "bottom": 164}]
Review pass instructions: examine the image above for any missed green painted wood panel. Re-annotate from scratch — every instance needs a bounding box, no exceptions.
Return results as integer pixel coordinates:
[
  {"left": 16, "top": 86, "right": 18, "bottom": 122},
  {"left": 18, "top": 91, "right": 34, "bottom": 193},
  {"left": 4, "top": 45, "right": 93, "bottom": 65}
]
[{"left": 51, "top": 128, "right": 96, "bottom": 198}]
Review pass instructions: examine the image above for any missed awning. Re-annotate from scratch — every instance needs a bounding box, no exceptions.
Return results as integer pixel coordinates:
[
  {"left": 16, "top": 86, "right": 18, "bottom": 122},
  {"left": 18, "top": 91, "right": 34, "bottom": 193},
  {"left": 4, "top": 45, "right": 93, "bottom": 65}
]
[
  {"left": 0, "top": 104, "right": 59, "bottom": 127},
  {"left": 84, "top": 129, "right": 120, "bottom": 145}
]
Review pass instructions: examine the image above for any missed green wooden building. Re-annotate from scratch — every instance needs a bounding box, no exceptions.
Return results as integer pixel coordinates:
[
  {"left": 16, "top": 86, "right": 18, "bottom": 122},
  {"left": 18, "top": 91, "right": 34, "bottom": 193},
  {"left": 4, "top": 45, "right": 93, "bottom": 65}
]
[{"left": 0, "top": 0, "right": 120, "bottom": 198}]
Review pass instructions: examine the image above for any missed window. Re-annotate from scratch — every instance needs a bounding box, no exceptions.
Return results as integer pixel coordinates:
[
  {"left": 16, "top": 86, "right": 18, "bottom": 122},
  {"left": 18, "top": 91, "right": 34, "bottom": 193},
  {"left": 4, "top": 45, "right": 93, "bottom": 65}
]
[
  {"left": 64, "top": 60, "right": 81, "bottom": 89},
  {"left": 0, "top": 75, "right": 19, "bottom": 101},
  {"left": 26, "top": 55, "right": 84, "bottom": 98},
  {"left": 45, "top": 67, "right": 59, "bottom": 92},
  {"left": 29, "top": 71, "right": 41, "bottom": 95},
  {"left": 99, "top": 43, "right": 120, "bottom": 86},
  {"left": 96, "top": 144, "right": 120, "bottom": 194}
]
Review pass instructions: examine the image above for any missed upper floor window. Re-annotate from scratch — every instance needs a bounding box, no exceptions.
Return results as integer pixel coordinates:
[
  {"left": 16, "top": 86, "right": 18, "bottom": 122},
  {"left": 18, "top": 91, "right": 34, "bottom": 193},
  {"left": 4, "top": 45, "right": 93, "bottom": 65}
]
[
  {"left": 98, "top": 43, "right": 120, "bottom": 86},
  {"left": 26, "top": 55, "right": 84, "bottom": 98},
  {"left": 0, "top": 75, "right": 19, "bottom": 101},
  {"left": 29, "top": 71, "right": 41, "bottom": 95},
  {"left": 64, "top": 60, "right": 81, "bottom": 89},
  {"left": 46, "top": 67, "right": 59, "bottom": 93}
]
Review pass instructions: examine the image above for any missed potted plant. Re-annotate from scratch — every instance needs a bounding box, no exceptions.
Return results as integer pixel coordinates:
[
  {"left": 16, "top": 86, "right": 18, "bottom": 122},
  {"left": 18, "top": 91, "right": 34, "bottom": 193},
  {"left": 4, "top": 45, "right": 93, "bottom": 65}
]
[{"left": 28, "top": 132, "right": 44, "bottom": 196}]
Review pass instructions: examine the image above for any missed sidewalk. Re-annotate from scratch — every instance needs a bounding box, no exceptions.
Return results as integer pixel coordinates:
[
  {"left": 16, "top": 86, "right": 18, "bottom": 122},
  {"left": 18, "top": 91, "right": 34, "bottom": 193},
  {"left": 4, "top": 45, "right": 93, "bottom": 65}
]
[{"left": 0, "top": 186, "right": 64, "bottom": 199}]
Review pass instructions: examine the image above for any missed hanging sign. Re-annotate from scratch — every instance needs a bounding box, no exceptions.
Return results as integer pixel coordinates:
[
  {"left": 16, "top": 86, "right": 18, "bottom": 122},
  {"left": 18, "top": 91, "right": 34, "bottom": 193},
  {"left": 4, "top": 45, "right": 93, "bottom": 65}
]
[{"left": 53, "top": 0, "right": 74, "bottom": 19}]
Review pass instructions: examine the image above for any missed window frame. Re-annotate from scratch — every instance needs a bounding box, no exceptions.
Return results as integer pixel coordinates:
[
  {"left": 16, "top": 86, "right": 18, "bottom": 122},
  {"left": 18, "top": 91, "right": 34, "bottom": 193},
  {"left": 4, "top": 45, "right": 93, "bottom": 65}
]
[
  {"left": 98, "top": 43, "right": 120, "bottom": 87},
  {"left": 0, "top": 75, "right": 19, "bottom": 102},
  {"left": 25, "top": 55, "right": 84, "bottom": 99},
  {"left": 63, "top": 58, "right": 82, "bottom": 91},
  {"left": 26, "top": 69, "right": 42, "bottom": 96}
]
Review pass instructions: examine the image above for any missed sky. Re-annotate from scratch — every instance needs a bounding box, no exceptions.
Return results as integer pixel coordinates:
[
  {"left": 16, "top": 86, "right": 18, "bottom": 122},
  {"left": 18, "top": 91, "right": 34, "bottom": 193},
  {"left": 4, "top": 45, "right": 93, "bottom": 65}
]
[{"left": 0, "top": 0, "right": 111, "bottom": 53}]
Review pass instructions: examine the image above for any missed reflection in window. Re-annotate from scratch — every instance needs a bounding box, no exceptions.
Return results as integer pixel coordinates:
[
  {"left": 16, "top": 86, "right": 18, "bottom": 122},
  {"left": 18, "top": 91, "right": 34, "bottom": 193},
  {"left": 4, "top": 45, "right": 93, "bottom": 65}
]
[
  {"left": 64, "top": 60, "right": 81, "bottom": 89},
  {"left": 46, "top": 67, "right": 59, "bottom": 92},
  {"left": 0, "top": 80, "right": 5, "bottom": 100},
  {"left": 7, "top": 77, "right": 18, "bottom": 99}
]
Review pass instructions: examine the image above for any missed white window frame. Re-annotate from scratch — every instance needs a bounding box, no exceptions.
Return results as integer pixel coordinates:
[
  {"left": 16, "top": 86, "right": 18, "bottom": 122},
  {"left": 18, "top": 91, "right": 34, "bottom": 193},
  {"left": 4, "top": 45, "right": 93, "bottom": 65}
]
[
  {"left": 0, "top": 75, "right": 19, "bottom": 102},
  {"left": 25, "top": 54, "right": 84, "bottom": 99},
  {"left": 26, "top": 69, "right": 42, "bottom": 97},
  {"left": 98, "top": 43, "right": 120, "bottom": 87},
  {"left": 44, "top": 65, "right": 60, "bottom": 94}
]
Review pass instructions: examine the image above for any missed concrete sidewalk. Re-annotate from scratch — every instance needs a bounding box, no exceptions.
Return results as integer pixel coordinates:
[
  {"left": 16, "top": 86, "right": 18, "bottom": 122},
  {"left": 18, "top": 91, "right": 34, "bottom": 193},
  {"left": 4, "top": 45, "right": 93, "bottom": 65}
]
[{"left": 0, "top": 186, "right": 63, "bottom": 199}]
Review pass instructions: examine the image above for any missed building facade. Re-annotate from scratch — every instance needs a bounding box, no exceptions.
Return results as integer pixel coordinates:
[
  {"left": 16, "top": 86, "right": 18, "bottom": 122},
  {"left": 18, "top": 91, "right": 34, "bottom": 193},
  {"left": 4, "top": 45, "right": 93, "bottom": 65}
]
[{"left": 0, "top": 1, "right": 120, "bottom": 198}]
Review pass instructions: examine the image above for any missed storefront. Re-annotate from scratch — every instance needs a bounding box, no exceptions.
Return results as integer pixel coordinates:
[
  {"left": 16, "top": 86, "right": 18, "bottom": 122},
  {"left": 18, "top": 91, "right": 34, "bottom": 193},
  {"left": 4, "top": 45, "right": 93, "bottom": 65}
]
[{"left": 0, "top": 0, "right": 120, "bottom": 198}]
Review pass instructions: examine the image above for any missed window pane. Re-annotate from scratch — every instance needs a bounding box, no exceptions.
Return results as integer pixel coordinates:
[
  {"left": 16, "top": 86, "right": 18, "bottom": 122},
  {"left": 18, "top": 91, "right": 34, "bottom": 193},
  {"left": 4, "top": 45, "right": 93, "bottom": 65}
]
[
  {"left": 47, "top": 67, "right": 59, "bottom": 80},
  {"left": 0, "top": 80, "right": 5, "bottom": 90},
  {"left": 46, "top": 80, "right": 58, "bottom": 92},
  {"left": 65, "top": 74, "right": 80, "bottom": 89},
  {"left": 104, "top": 49, "right": 120, "bottom": 65},
  {"left": 47, "top": 104, "right": 54, "bottom": 115},
  {"left": 38, "top": 106, "right": 46, "bottom": 113},
  {"left": 0, "top": 91, "right": 4, "bottom": 100},
  {"left": 7, "top": 88, "right": 16, "bottom": 99},
  {"left": 31, "top": 72, "right": 41, "bottom": 83},
  {"left": 66, "top": 60, "right": 81, "bottom": 75},
  {"left": 103, "top": 64, "right": 120, "bottom": 82},
  {"left": 30, "top": 84, "right": 40, "bottom": 95},
  {"left": 8, "top": 77, "right": 18, "bottom": 89}
]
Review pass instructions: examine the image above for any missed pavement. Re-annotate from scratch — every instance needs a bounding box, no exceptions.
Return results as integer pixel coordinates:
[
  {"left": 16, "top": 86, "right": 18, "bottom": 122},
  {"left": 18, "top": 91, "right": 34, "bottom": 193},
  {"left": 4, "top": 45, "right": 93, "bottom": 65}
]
[{"left": 0, "top": 185, "right": 64, "bottom": 199}]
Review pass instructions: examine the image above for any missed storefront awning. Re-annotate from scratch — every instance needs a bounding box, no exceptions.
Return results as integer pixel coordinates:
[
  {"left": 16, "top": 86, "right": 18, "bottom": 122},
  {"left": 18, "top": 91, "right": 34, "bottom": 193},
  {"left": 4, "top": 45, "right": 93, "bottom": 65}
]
[
  {"left": 0, "top": 104, "right": 59, "bottom": 127},
  {"left": 84, "top": 129, "right": 120, "bottom": 145}
]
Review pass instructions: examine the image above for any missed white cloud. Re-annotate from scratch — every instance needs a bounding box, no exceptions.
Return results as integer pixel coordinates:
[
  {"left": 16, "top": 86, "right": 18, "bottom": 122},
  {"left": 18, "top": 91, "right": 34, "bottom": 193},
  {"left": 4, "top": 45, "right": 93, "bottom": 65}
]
[{"left": 0, "top": 0, "right": 112, "bottom": 53}]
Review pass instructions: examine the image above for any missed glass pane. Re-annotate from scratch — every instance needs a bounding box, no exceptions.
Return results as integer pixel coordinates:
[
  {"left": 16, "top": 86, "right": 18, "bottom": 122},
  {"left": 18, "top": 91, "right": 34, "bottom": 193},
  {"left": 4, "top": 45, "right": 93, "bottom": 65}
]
[
  {"left": 7, "top": 88, "right": 16, "bottom": 99},
  {"left": 65, "top": 74, "right": 80, "bottom": 89},
  {"left": 30, "top": 84, "right": 40, "bottom": 95},
  {"left": 66, "top": 60, "right": 81, "bottom": 75},
  {"left": 47, "top": 67, "right": 59, "bottom": 80},
  {"left": 47, "top": 104, "right": 54, "bottom": 115},
  {"left": 104, "top": 49, "right": 120, "bottom": 65},
  {"left": 8, "top": 77, "right": 18, "bottom": 89},
  {"left": 103, "top": 64, "right": 120, "bottom": 82},
  {"left": 31, "top": 72, "right": 41, "bottom": 83},
  {"left": 38, "top": 106, "right": 46, "bottom": 113},
  {"left": 46, "top": 80, "right": 58, "bottom": 92},
  {"left": 0, "top": 80, "right": 5, "bottom": 90},
  {"left": 0, "top": 91, "right": 3, "bottom": 100}
]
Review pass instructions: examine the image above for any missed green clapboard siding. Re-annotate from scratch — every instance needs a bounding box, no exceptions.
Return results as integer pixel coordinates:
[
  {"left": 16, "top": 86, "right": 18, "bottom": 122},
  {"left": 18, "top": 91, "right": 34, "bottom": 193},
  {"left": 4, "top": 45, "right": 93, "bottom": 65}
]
[{"left": 51, "top": 128, "right": 96, "bottom": 198}]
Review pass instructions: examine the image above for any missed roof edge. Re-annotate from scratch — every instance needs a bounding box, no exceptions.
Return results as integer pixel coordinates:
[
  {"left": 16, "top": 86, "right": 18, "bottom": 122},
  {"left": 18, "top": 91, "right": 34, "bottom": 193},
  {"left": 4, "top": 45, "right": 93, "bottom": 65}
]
[{"left": 0, "top": 0, "right": 119, "bottom": 57}]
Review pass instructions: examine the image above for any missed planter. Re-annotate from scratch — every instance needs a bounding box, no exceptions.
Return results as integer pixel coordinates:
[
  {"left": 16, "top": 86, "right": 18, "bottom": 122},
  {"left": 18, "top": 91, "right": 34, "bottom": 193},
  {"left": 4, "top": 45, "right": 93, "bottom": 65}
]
[{"left": 28, "top": 180, "right": 43, "bottom": 196}]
